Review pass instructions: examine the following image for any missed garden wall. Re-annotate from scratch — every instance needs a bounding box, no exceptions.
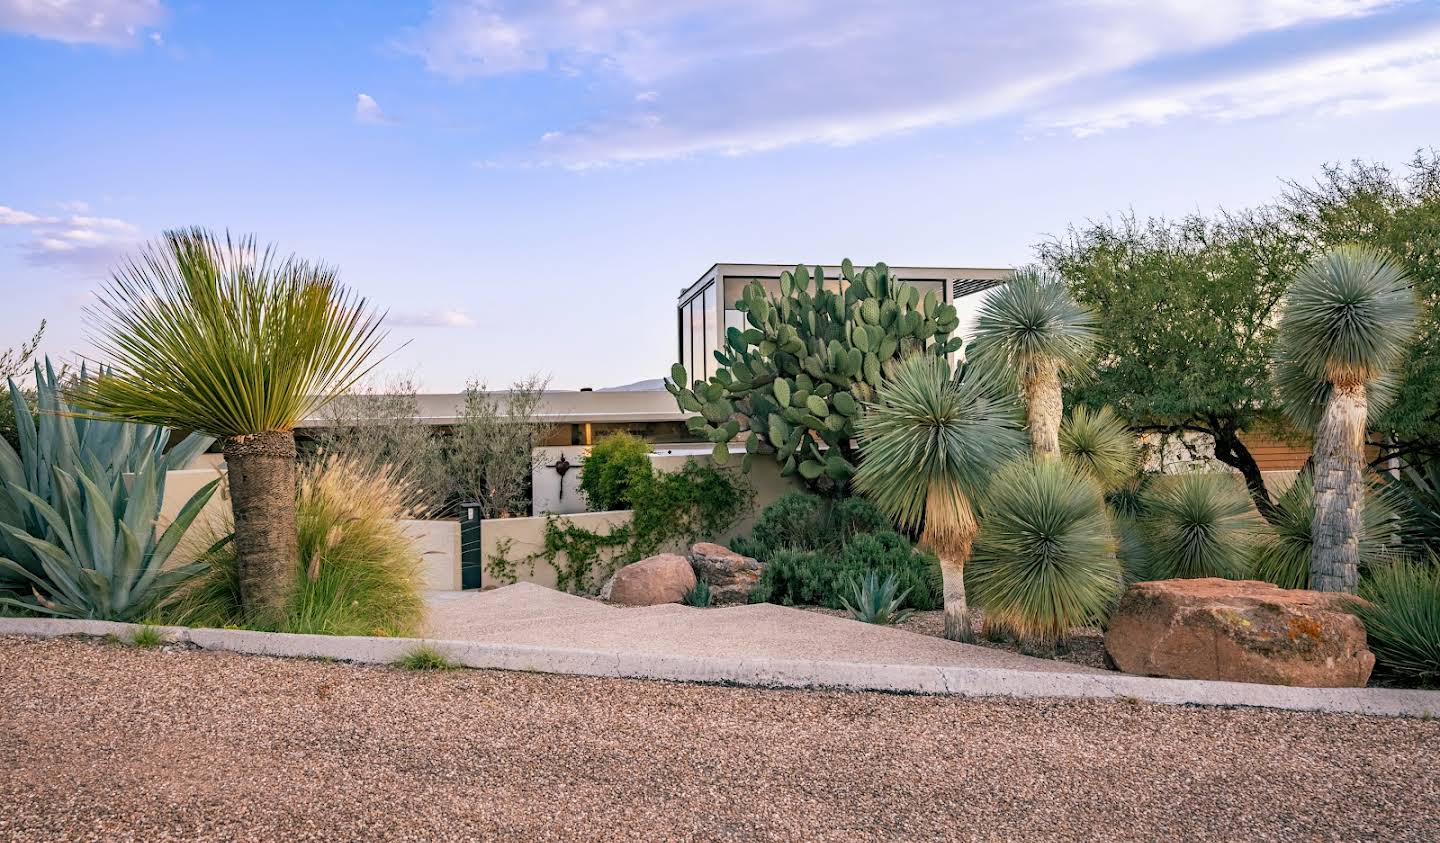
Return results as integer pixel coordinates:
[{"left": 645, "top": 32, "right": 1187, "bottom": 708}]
[
  {"left": 401, "top": 519, "right": 462, "bottom": 591},
  {"left": 477, "top": 509, "right": 635, "bottom": 591}
]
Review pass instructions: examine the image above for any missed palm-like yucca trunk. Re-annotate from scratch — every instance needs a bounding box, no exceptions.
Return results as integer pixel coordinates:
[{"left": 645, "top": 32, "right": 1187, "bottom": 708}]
[
  {"left": 1023, "top": 358, "right": 1063, "bottom": 458},
  {"left": 224, "top": 430, "right": 300, "bottom": 622},
  {"left": 921, "top": 478, "right": 979, "bottom": 641},
  {"left": 1310, "top": 379, "right": 1367, "bottom": 592}
]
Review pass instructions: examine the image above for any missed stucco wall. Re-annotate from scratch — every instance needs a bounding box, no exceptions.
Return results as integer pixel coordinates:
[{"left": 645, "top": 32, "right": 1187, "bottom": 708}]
[
  {"left": 478, "top": 509, "right": 635, "bottom": 592},
  {"left": 401, "top": 519, "right": 462, "bottom": 591}
]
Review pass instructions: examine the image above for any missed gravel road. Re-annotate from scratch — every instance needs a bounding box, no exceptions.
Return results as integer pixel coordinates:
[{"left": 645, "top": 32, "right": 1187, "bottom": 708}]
[{"left": 2, "top": 635, "right": 1435, "bottom": 842}]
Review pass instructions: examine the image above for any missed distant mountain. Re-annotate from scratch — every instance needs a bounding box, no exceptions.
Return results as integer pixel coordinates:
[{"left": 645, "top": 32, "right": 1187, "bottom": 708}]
[{"left": 597, "top": 378, "right": 665, "bottom": 392}]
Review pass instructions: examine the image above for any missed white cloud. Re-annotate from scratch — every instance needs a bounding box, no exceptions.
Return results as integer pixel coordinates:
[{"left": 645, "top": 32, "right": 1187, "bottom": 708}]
[
  {"left": 1040, "top": 25, "right": 1440, "bottom": 136},
  {"left": 389, "top": 309, "right": 477, "bottom": 328},
  {"left": 0, "top": 0, "right": 166, "bottom": 47},
  {"left": 0, "top": 201, "right": 142, "bottom": 272},
  {"left": 354, "top": 93, "right": 391, "bottom": 125},
  {"left": 397, "top": 0, "right": 1402, "bottom": 166}
]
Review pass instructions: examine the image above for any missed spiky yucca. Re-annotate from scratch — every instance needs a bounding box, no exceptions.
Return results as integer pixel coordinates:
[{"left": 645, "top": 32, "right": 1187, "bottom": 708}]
[
  {"left": 1251, "top": 472, "right": 1399, "bottom": 589},
  {"left": 1059, "top": 405, "right": 1137, "bottom": 492},
  {"left": 968, "top": 268, "right": 1097, "bottom": 458},
  {"left": 1273, "top": 246, "right": 1417, "bottom": 592},
  {"left": 1140, "top": 473, "right": 1261, "bottom": 580},
  {"left": 1350, "top": 556, "right": 1440, "bottom": 684},
  {"left": 967, "top": 456, "right": 1119, "bottom": 646},
  {"left": 855, "top": 354, "right": 1024, "bottom": 640},
  {"left": 69, "top": 229, "right": 386, "bottom": 623},
  {"left": 164, "top": 456, "right": 425, "bottom": 636}
]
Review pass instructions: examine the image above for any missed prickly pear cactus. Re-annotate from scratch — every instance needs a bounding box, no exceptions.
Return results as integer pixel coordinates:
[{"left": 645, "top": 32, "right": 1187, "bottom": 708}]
[{"left": 665, "top": 260, "right": 963, "bottom": 491}]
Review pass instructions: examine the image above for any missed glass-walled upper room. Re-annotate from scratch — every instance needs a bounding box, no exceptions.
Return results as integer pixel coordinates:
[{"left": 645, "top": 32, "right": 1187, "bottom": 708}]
[{"left": 676, "top": 280, "right": 718, "bottom": 383}]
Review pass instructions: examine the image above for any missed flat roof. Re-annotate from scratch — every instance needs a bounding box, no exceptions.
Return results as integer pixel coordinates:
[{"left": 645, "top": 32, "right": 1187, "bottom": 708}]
[
  {"left": 678, "top": 262, "right": 1014, "bottom": 302},
  {"left": 298, "top": 389, "right": 690, "bottom": 428}
]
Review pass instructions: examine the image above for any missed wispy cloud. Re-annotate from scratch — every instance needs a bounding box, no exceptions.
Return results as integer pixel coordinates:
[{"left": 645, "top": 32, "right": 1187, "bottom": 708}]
[
  {"left": 388, "top": 309, "right": 477, "bottom": 328},
  {"left": 0, "top": 202, "right": 141, "bottom": 272},
  {"left": 0, "top": 0, "right": 167, "bottom": 47},
  {"left": 354, "top": 92, "right": 392, "bottom": 125},
  {"left": 397, "top": 0, "right": 1405, "bottom": 167},
  {"left": 1039, "top": 24, "right": 1440, "bottom": 136}
]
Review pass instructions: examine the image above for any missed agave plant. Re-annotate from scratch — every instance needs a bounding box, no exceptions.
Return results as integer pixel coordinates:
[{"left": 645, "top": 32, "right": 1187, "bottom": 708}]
[
  {"left": 1251, "top": 471, "right": 1400, "bottom": 589},
  {"left": 1059, "top": 405, "right": 1137, "bottom": 492},
  {"left": 855, "top": 354, "right": 1025, "bottom": 640},
  {"left": 1139, "top": 473, "right": 1261, "bottom": 580},
  {"left": 1350, "top": 556, "right": 1440, "bottom": 684},
  {"left": 0, "top": 455, "right": 219, "bottom": 620},
  {"left": 1273, "top": 246, "right": 1417, "bottom": 592},
  {"left": 68, "top": 229, "right": 386, "bottom": 624},
  {"left": 967, "top": 268, "right": 1097, "bottom": 458},
  {"left": 840, "top": 571, "right": 914, "bottom": 625},
  {"left": 682, "top": 578, "right": 713, "bottom": 608},
  {"left": 967, "top": 456, "right": 1120, "bottom": 646},
  {"left": 0, "top": 359, "right": 211, "bottom": 589}
]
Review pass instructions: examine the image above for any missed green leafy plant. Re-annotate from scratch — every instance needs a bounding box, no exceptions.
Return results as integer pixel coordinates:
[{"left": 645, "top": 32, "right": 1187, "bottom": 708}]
[
  {"left": 0, "top": 360, "right": 212, "bottom": 590},
  {"left": 1250, "top": 472, "right": 1399, "bottom": 589},
  {"left": 968, "top": 268, "right": 1097, "bottom": 458},
  {"left": 841, "top": 571, "right": 914, "bottom": 625},
  {"left": 1350, "top": 557, "right": 1440, "bottom": 685},
  {"left": 1138, "top": 474, "right": 1261, "bottom": 580},
  {"left": 966, "top": 456, "right": 1119, "bottom": 646},
  {"left": 69, "top": 228, "right": 387, "bottom": 625},
  {"left": 0, "top": 461, "right": 219, "bottom": 621},
  {"left": 580, "top": 432, "right": 654, "bottom": 512},
  {"left": 163, "top": 456, "right": 426, "bottom": 637},
  {"left": 395, "top": 645, "right": 460, "bottom": 671},
  {"left": 1273, "top": 245, "right": 1418, "bottom": 592},
  {"left": 682, "top": 579, "right": 712, "bottom": 608},
  {"left": 664, "top": 261, "right": 963, "bottom": 491},
  {"left": 728, "top": 492, "right": 887, "bottom": 563},
  {"left": 1059, "top": 405, "right": 1138, "bottom": 492},
  {"left": 855, "top": 353, "right": 1025, "bottom": 640},
  {"left": 748, "top": 529, "right": 941, "bottom": 611}
]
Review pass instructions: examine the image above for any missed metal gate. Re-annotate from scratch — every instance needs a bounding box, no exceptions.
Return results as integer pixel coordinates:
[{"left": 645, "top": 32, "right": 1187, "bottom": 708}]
[{"left": 460, "top": 502, "right": 483, "bottom": 590}]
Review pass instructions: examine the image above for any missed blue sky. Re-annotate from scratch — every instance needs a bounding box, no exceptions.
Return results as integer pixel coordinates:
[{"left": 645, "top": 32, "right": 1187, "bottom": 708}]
[{"left": 2, "top": 0, "right": 1438, "bottom": 391}]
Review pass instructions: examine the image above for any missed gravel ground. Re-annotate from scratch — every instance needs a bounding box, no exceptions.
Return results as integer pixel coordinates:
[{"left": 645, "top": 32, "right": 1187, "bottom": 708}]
[{"left": 3, "top": 635, "right": 1436, "bottom": 843}]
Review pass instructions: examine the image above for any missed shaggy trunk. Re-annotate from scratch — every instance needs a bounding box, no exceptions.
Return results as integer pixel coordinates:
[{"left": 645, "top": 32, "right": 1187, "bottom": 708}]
[
  {"left": 921, "top": 483, "right": 978, "bottom": 643},
  {"left": 937, "top": 553, "right": 972, "bottom": 642},
  {"left": 1310, "top": 380, "right": 1367, "bottom": 593},
  {"left": 1023, "top": 359, "right": 1063, "bottom": 459},
  {"left": 223, "top": 430, "right": 300, "bottom": 624}
]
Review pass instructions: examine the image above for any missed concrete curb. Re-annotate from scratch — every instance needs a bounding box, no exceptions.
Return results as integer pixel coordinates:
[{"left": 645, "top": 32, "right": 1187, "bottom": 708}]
[{"left": 4, "top": 617, "right": 1437, "bottom": 718}]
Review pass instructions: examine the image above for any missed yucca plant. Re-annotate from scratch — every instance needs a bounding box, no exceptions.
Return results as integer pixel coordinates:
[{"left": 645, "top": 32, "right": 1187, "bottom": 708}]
[
  {"left": 1139, "top": 473, "right": 1261, "bottom": 580},
  {"left": 968, "top": 268, "right": 1097, "bottom": 458},
  {"left": 0, "top": 359, "right": 211, "bottom": 589},
  {"left": 0, "top": 457, "right": 219, "bottom": 620},
  {"left": 68, "top": 229, "right": 386, "bottom": 624},
  {"left": 1380, "top": 461, "right": 1440, "bottom": 557},
  {"left": 1251, "top": 471, "right": 1400, "bottom": 589},
  {"left": 855, "top": 354, "right": 1024, "bottom": 640},
  {"left": 1059, "top": 404, "right": 1137, "bottom": 492},
  {"left": 967, "top": 456, "right": 1120, "bottom": 647},
  {"left": 1273, "top": 245, "right": 1417, "bottom": 592},
  {"left": 840, "top": 571, "right": 914, "bottom": 625},
  {"left": 1350, "top": 556, "right": 1440, "bottom": 685}
]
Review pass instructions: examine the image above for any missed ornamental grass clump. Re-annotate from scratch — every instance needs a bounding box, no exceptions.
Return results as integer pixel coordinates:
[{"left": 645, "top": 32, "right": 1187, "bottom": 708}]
[
  {"left": 1138, "top": 473, "right": 1261, "bottom": 581},
  {"left": 164, "top": 456, "right": 425, "bottom": 637},
  {"left": 966, "top": 456, "right": 1119, "bottom": 647},
  {"left": 1350, "top": 556, "right": 1440, "bottom": 685}
]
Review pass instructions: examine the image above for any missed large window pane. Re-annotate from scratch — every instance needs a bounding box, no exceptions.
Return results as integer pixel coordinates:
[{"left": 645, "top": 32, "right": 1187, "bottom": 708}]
[
  {"left": 703, "top": 284, "right": 717, "bottom": 379},
  {"left": 690, "top": 298, "right": 702, "bottom": 383}
]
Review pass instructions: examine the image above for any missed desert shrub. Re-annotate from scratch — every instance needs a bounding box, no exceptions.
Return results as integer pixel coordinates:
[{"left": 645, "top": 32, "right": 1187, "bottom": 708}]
[
  {"left": 1381, "top": 460, "right": 1440, "bottom": 557},
  {"left": 580, "top": 432, "right": 655, "bottom": 512},
  {"left": 730, "top": 492, "right": 887, "bottom": 562},
  {"left": 1350, "top": 557, "right": 1440, "bottom": 685},
  {"left": 1137, "top": 473, "right": 1261, "bottom": 580},
  {"left": 682, "top": 579, "right": 712, "bottom": 608},
  {"left": 841, "top": 572, "right": 914, "bottom": 625},
  {"left": 967, "top": 457, "right": 1120, "bottom": 646},
  {"left": 748, "top": 530, "right": 941, "bottom": 610},
  {"left": 164, "top": 456, "right": 426, "bottom": 636},
  {"left": 1251, "top": 471, "right": 1400, "bottom": 589}
]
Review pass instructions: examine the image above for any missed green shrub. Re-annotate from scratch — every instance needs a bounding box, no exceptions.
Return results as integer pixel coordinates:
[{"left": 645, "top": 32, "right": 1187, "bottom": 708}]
[
  {"left": 163, "top": 456, "right": 426, "bottom": 636},
  {"left": 1351, "top": 557, "right": 1440, "bottom": 685},
  {"left": 682, "top": 579, "right": 712, "bottom": 607},
  {"left": 1138, "top": 473, "right": 1260, "bottom": 580},
  {"left": 967, "top": 457, "right": 1120, "bottom": 645},
  {"left": 1251, "top": 472, "right": 1400, "bottom": 589},
  {"left": 749, "top": 530, "right": 941, "bottom": 610},
  {"left": 580, "top": 433, "right": 654, "bottom": 512},
  {"left": 841, "top": 571, "right": 914, "bottom": 625},
  {"left": 730, "top": 492, "right": 888, "bottom": 563}
]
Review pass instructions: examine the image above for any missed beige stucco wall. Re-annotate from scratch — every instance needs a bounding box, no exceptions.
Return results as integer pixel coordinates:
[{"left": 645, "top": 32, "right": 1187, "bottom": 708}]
[
  {"left": 401, "top": 519, "right": 461, "bottom": 591},
  {"left": 479, "top": 509, "right": 635, "bottom": 592}
]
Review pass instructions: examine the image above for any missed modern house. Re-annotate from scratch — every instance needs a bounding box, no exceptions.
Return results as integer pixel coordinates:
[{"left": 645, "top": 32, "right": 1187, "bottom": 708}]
[{"left": 676, "top": 262, "right": 1015, "bottom": 381}]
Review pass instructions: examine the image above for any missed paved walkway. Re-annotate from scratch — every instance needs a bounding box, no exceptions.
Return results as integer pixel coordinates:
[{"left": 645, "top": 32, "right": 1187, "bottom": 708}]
[{"left": 425, "top": 583, "right": 1103, "bottom": 674}]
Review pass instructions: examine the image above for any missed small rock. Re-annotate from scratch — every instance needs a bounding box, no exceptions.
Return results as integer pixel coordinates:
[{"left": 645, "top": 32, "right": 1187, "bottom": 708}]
[
  {"left": 1104, "top": 578, "right": 1374, "bottom": 687},
  {"left": 689, "top": 543, "right": 763, "bottom": 605},
  {"left": 605, "top": 554, "right": 696, "bottom": 606}
]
